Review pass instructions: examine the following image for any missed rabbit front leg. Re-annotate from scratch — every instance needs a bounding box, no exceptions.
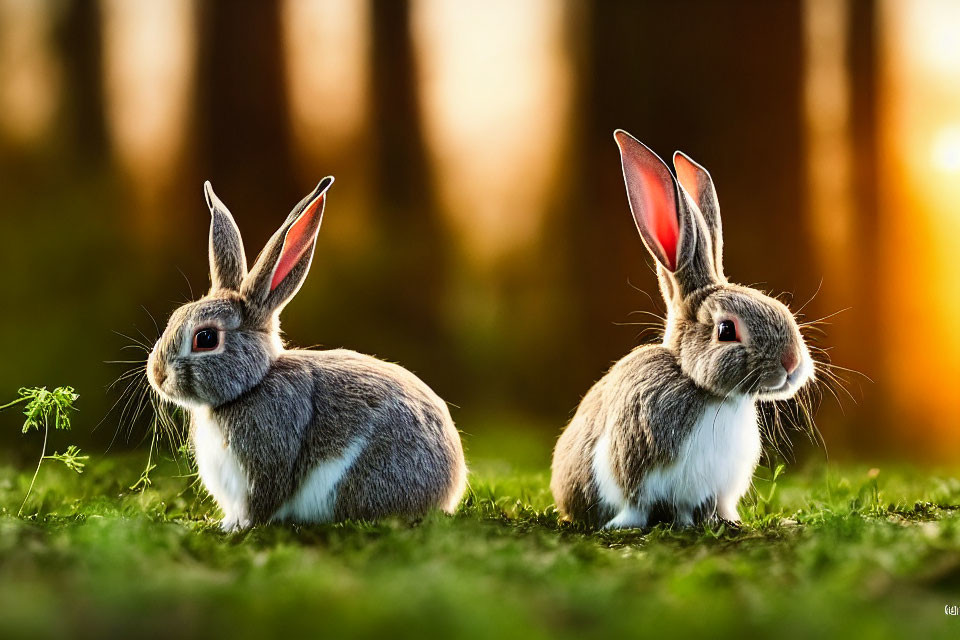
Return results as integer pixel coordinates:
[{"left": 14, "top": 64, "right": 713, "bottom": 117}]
[
  {"left": 674, "top": 507, "right": 696, "bottom": 527},
  {"left": 247, "top": 473, "right": 293, "bottom": 524},
  {"left": 218, "top": 398, "right": 306, "bottom": 526},
  {"left": 595, "top": 429, "right": 655, "bottom": 530},
  {"left": 242, "top": 452, "right": 299, "bottom": 525}
]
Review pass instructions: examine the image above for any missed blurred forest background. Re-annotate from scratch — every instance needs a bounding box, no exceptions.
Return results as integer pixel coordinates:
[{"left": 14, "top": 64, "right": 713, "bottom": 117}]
[{"left": 0, "top": 0, "right": 958, "bottom": 465}]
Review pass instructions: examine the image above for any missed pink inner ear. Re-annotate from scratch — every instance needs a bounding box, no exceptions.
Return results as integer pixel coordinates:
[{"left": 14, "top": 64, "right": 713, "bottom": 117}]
[
  {"left": 270, "top": 195, "right": 324, "bottom": 291},
  {"left": 674, "top": 155, "right": 700, "bottom": 203},
  {"left": 616, "top": 132, "right": 680, "bottom": 271},
  {"left": 633, "top": 168, "right": 679, "bottom": 271}
]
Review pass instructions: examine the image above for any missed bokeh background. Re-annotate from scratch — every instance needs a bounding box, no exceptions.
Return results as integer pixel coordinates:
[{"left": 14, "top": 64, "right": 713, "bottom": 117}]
[{"left": 1, "top": 0, "right": 958, "bottom": 466}]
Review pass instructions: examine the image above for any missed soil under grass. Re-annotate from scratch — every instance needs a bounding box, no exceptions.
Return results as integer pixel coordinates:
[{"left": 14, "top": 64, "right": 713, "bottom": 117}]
[{"left": 1, "top": 450, "right": 959, "bottom": 639}]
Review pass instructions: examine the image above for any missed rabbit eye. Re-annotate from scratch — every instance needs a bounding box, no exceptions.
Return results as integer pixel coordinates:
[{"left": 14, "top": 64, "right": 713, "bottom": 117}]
[
  {"left": 717, "top": 320, "right": 739, "bottom": 342},
  {"left": 193, "top": 328, "right": 219, "bottom": 351}
]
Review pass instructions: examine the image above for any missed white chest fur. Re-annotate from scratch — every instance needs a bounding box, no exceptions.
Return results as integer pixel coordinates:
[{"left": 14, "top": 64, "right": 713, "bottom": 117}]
[
  {"left": 595, "top": 394, "right": 760, "bottom": 528},
  {"left": 191, "top": 406, "right": 250, "bottom": 531}
]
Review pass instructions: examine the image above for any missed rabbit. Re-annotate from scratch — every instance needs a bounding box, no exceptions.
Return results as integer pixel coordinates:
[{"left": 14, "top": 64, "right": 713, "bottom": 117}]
[
  {"left": 146, "top": 177, "right": 467, "bottom": 531},
  {"left": 551, "top": 130, "right": 815, "bottom": 530}
]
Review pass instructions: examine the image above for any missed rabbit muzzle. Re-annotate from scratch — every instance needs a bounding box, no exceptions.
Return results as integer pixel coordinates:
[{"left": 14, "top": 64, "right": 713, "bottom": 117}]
[
  {"left": 756, "top": 345, "right": 814, "bottom": 401},
  {"left": 147, "top": 349, "right": 169, "bottom": 394}
]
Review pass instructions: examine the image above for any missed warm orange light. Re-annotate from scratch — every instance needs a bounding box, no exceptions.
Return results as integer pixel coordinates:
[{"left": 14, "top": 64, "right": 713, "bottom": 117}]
[
  {"left": 0, "top": 1, "right": 61, "bottom": 145},
  {"left": 101, "top": 0, "right": 197, "bottom": 207},
  {"left": 411, "top": 0, "right": 573, "bottom": 267},
  {"left": 282, "top": 0, "right": 370, "bottom": 159},
  {"left": 879, "top": 0, "right": 960, "bottom": 455},
  {"left": 281, "top": 0, "right": 372, "bottom": 247},
  {"left": 803, "top": 0, "right": 854, "bottom": 260}
]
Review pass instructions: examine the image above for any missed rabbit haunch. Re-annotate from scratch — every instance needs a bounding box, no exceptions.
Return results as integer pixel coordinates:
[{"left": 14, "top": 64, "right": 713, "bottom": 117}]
[{"left": 192, "top": 405, "right": 366, "bottom": 530}]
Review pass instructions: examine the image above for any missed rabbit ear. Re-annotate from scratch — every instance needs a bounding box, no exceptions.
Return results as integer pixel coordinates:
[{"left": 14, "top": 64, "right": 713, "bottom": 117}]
[
  {"left": 204, "top": 181, "right": 248, "bottom": 292},
  {"left": 673, "top": 151, "right": 724, "bottom": 278},
  {"left": 241, "top": 177, "right": 334, "bottom": 319},
  {"left": 614, "top": 130, "right": 680, "bottom": 270},
  {"left": 614, "top": 130, "right": 718, "bottom": 301}
]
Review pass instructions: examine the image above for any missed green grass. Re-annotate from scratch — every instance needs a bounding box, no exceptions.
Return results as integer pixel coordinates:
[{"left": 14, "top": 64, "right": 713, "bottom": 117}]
[{"left": 1, "top": 449, "right": 960, "bottom": 639}]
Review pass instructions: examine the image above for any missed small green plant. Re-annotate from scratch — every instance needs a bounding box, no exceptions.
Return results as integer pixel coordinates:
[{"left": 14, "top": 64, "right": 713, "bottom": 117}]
[
  {"left": 746, "top": 462, "right": 786, "bottom": 525},
  {"left": 45, "top": 445, "right": 89, "bottom": 474},
  {"left": 851, "top": 467, "right": 885, "bottom": 516},
  {"left": 131, "top": 398, "right": 194, "bottom": 494},
  {"left": 130, "top": 427, "right": 158, "bottom": 492},
  {"left": 0, "top": 386, "right": 84, "bottom": 515}
]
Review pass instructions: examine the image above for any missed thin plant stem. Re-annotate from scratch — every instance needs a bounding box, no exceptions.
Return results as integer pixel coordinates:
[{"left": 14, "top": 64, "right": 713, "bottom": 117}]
[
  {"left": 144, "top": 429, "right": 156, "bottom": 486},
  {"left": 0, "top": 396, "right": 28, "bottom": 412},
  {"left": 132, "top": 426, "right": 158, "bottom": 493},
  {"left": 19, "top": 419, "right": 48, "bottom": 517}
]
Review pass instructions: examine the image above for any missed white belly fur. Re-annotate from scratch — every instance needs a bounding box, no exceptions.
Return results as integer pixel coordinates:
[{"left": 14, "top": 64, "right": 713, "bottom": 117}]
[
  {"left": 192, "top": 406, "right": 250, "bottom": 531},
  {"left": 272, "top": 438, "right": 365, "bottom": 524},
  {"left": 595, "top": 394, "right": 760, "bottom": 528},
  {"left": 191, "top": 407, "right": 366, "bottom": 529}
]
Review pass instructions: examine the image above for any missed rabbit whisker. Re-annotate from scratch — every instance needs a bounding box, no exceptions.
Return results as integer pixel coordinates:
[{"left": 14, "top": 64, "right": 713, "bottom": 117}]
[
  {"left": 112, "top": 329, "right": 152, "bottom": 350},
  {"left": 141, "top": 304, "right": 161, "bottom": 339},
  {"left": 176, "top": 265, "right": 196, "bottom": 301},
  {"left": 799, "top": 307, "right": 851, "bottom": 327},
  {"left": 625, "top": 309, "right": 667, "bottom": 322},
  {"left": 792, "top": 278, "right": 824, "bottom": 318},
  {"left": 97, "top": 371, "right": 146, "bottom": 438},
  {"left": 625, "top": 278, "right": 667, "bottom": 316},
  {"left": 134, "top": 326, "right": 156, "bottom": 350},
  {"left": 120, "top": 380, "right": 152, "bottom": 445},
  {"left": 120, "top": 344, "right": 151, "bottom": 354}
]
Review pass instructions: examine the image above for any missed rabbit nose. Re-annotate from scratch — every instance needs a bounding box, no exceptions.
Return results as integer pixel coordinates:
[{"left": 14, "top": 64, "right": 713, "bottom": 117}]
[{"left": 781, "top": 348, "right": 799, "bottom": 375}]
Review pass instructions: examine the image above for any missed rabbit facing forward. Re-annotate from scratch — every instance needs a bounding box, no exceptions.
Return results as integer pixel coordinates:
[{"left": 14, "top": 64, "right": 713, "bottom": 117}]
[
  {"left": 551, "top": 131, "right": 814, "bottom": 529},
  {"left": 147, "top": 178, "right": 466, "bottom": 531}
]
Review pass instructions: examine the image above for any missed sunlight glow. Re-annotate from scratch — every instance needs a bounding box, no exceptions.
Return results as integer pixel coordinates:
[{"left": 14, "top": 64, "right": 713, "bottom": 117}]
[
  {"left": 411, "top": 0, "right": 573, "bottom": 266},
  {"left": 282, "top": 0, "right": 370, "bottom": 161},
  {"left": 0, "top": 0, "right": 61, "bottom": 145},
  {"left": 803, "top": 0, "right": 854, "bottom": 265},
  {"left": 930, "top": 126, "right": 960, "bottom": 172},
  {"left": 879, "top": 0, "right": 960, "bottom": 452},
  {"left": 100, "top": 0, "right": 197, "bottom": 206}
]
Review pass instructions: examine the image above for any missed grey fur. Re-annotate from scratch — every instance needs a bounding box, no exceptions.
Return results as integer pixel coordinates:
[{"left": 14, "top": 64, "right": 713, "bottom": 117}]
[
  {"left": 147, "top": 179, "right": 467, "bottom": 529},
  {"left": 674, "top": 151, "right": 724, "bottom": 276},
  {"left": 551, "top": 131, "right": 814, "bottom": 528},
  {"left": 205, "top": 181, "right": 248, "bottom": 291}
]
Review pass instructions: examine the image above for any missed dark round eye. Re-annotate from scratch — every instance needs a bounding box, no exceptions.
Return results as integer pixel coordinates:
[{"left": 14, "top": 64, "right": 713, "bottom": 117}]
[
  {"left": 717, "top": 320, "right": 739, "bottom": 342},
  {"left": 193, "top": 328, "right": 219, "bottom": 351}
]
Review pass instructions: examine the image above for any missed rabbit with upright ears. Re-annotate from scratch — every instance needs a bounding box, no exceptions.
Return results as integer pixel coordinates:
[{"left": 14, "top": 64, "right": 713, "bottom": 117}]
[
  {"left": 551, "top": 130, "right": 814, "bottom": 529},
  {"left": 147, "top": 177, "right": 467, "bottom": 531}
]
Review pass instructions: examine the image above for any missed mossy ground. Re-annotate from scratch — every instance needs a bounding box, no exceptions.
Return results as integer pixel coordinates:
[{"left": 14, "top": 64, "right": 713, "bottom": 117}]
[{"left": 1, "top": 440, "right": 959, "bottom": 640}]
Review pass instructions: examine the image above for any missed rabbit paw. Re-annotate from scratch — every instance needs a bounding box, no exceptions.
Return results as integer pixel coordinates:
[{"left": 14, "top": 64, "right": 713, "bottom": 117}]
[
  {"left": 603, "top": 506, "right": 649, "bottom": 530},
  {"left": 674, "top": 508, "right": 696, "bottom": 528},
  {"left": 220, "top": 515, "right": 251, "bottom": 533},
  {"left": 718, "top": 499, "right": 741, "bottom": 523}
]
